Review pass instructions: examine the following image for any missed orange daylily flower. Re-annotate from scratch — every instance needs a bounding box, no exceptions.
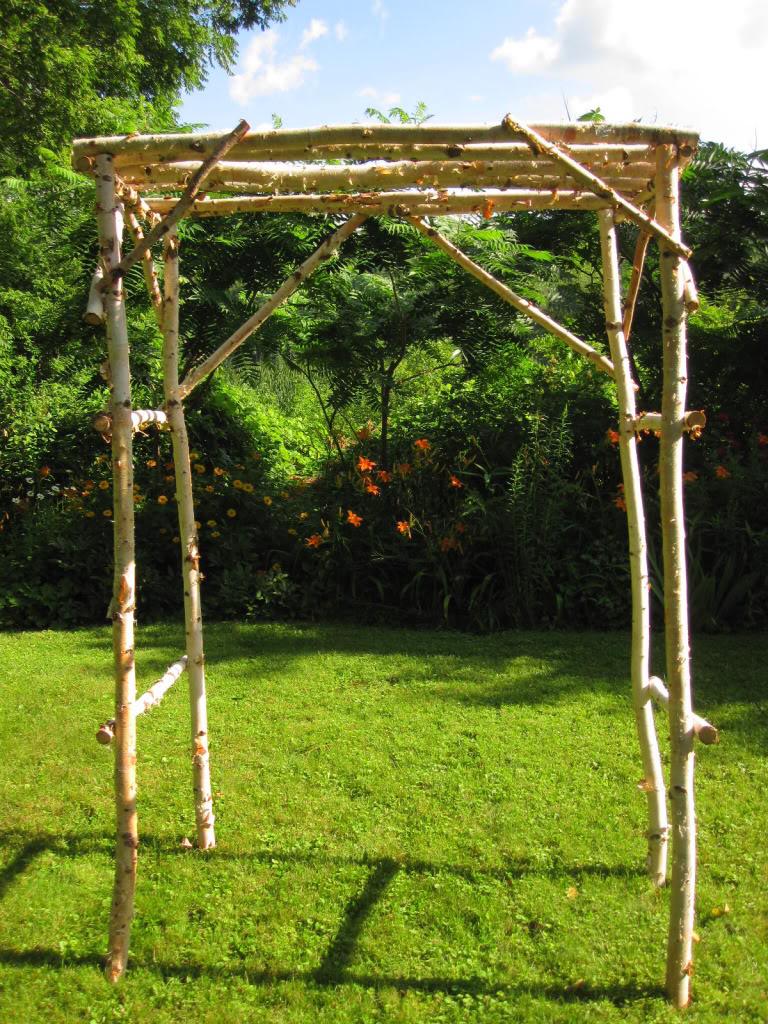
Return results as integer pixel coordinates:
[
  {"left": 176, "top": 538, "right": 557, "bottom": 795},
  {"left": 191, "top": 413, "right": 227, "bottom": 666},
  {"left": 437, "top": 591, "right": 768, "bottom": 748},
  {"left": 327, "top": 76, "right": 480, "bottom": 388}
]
[
  {"left": 146, "top": 459, "right": 157, "bottom": 468},
  {"left": 414, "top": 438, "right": 430, "bottom": 451},
  {"left": 758, "top": 433, "right": 768, "bottom": 447},
  {"left": 357, "top": 455, "right": 376, "bottom": 472},
  {"left": 213, "top": 467, "right": 225, "bottom": 476},
  {"left": 376, "top": 470, "right": 392, "bottom": 483},
  {"left": 683, "top": 471, "right": 698, "bottom": 483},
  {"left": 449, "top": 474, "right": 463, "bottom": 488},
  {"left": 614, "top": 496, "right": 627, "bottom": 511},
  {"left": 715, "top": 465, "right": 731, "bottom": 479},
  {"left": 396, "top": 520, "right": 411, "bottom": 538},
  {"left": 306, "top": 533, "right": 323, "bottom": 548},
  {"left": 39, "top": 466, "right": 51, "bottom": 477},
  {"left": 395, "top": 462, "right": 412, "bottom": 477},
  {"left": 364, "top": 480, "right": 380, "bottom": 496},
  {"left": 347, "top": 510, "right": 363, "bottom": 527},
  {"left": 607, "top": 429, "right": 620, "bottom": 445},
  {"left": 157, "top": 495, "right": 168, "bottom": 505}
]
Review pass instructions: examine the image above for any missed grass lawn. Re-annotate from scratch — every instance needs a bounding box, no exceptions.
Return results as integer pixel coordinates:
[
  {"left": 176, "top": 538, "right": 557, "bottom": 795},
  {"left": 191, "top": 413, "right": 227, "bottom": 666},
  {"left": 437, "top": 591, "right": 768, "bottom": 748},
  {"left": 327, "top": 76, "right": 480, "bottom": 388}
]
[{"left": 0, "top": 621, "right": 765, "bottom": 1023}]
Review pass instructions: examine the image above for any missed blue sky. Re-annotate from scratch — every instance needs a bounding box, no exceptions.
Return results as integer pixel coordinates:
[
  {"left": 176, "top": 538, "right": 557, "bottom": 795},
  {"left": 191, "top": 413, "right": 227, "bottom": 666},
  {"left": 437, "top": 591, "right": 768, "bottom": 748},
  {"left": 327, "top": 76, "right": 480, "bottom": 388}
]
[{"left": 179, "top": 0, "right": 767, "bottom": 151}]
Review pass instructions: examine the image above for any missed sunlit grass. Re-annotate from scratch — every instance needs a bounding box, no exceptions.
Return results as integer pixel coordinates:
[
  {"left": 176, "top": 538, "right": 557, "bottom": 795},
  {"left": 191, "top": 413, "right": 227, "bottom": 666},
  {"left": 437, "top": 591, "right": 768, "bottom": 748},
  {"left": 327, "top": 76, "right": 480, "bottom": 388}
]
[{"left": 0, "top": 622, "right": 765, "bottom": 1022}]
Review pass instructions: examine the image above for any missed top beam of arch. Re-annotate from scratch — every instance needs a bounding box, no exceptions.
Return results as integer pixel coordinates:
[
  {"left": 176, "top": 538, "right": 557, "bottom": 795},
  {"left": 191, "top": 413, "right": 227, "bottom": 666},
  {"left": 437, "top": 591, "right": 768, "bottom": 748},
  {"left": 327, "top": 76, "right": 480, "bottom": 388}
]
[{"left": 72, "top": 120, "right": 699, "bottom": 168}]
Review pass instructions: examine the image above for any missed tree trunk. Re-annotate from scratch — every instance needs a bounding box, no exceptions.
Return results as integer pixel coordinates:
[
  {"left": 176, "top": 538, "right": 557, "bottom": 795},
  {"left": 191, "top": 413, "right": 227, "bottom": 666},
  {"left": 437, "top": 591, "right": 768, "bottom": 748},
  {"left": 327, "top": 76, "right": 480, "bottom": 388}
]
[
  {"left": 656, "top": 146, "right": 697, "bottom": 1009},
  {"left": 162, "top": 228, "right": 216, "bottom": 850},
  {"left": 598, "top": 210, "right": 668, "bottom": 886},
  {"left": 95, "top": 153, "right": 139, "bottom": 984}
]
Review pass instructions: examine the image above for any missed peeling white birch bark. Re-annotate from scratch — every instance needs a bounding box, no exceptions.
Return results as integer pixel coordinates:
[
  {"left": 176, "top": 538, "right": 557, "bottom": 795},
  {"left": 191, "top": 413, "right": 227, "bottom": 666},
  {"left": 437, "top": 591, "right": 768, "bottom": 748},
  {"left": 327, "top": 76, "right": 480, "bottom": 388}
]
[
  {"left": 116, "top": 157, "right": 653, "bottom": 196},
  {"left": 598, "top": 210, "right": 669, "bottom": 885},
  {"left": 179, "top": 214, "right": 367, "bottom": 397},
  {"left": 408, "top": 216, "right": 617, "bottom": 380},
  {"left": 72, "top": 121, "right": 699, "bottom": 167},
  {"left": 145, "top": 190, "right": 617, "bottom": 217},
  {"left": 93, "top": 409, "right": 168, "bottom": 436},
  {"left": 656, "top": 146, "right": 697, "bottom": 1009},
  {"left": 647, "top": 677, "right": 719, "bottom": 745},
  {"left": 84, "top": 264, "right": 106, "bottom": 325},
  {"left": 105, "top": 119, "right": 250, "bottom": 288},
  {"left": 502, "top": 116, "right": 691, "bottom": 259},
  {"left": 97, "top": 656, "right": 188, "bottom": 744},
  {"left": 95, "top": 153, "right": 138, "bottom": 985},
  {"left": 162, "top": 229, "right": 215, "bottom": 850}
]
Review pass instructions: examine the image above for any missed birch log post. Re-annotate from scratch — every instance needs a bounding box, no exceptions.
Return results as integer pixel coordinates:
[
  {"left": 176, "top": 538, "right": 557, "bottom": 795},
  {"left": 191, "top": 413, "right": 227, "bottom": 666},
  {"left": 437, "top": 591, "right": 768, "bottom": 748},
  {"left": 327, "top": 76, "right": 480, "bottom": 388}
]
[
  {"left": 407, "top": 216, "right": 617, "bottom": 380},
  {"left": 95, "top": 153, "right": 139, "bottom": 984},
  {"left": 179, "top": 214, "right": 367, "bottom": 397},
  {"left": 598, "top": 210, "right": 669, "bottom": 885},
  {"left": 656, "top": 146, "right": 697, "bottom": 1009},
  {"left": 162, "top": 229, "right": 215, "bottom": 850}
]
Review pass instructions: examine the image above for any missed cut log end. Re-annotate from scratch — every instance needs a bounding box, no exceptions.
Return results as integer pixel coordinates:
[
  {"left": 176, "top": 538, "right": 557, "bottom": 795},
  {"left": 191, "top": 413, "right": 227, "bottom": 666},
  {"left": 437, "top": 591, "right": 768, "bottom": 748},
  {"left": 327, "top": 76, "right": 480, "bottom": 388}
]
[{"left": 96, "top": 720, "right": 116, "bottom": 744}]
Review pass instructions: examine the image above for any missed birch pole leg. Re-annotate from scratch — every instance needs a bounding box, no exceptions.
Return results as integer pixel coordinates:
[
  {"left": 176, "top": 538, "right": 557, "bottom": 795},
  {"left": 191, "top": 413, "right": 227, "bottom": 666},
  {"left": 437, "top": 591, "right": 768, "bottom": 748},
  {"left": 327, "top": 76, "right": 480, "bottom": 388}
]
[
  {"left": 162, "top": 229, "right": 215, "bottom": 850},
  {"left": 598, "top": 210, "right": 669, "bottom": 886},
  {"left": 95, "top": 154, "right": 139, "bottom": 983},
  {"left": 656, "top": 148, "right": 697, "bottom": 1008}
]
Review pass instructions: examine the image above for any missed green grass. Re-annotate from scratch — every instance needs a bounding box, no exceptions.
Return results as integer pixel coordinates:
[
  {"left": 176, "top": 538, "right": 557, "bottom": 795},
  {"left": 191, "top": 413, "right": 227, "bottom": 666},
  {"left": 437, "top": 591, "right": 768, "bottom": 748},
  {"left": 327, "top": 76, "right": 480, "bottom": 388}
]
[{"left": 0, "top": 622, "right": 765, "bottom": 1023}]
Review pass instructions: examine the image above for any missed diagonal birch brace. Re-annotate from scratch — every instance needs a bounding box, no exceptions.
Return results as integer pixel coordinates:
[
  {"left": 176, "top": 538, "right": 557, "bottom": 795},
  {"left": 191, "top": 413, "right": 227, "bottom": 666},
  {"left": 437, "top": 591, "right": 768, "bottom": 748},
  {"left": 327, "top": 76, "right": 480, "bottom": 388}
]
[
  {"left": 103, "top": 119, "right": 250, "bottom": 289},
  {"left": 407, "top": 216, "right": 617, "bottom": 380},
  {"left": 179, "top": 214, "right": 368, "bottom": 397},
  {"left": 622, "top": 229, "right": 651, "bottom": 342},
  {"left": 502, "top": 115, "right": 692, "bottom": 260},
  {"left": 124, "top": 210, "right": 163, "bottom": 326},
  {"left": 97, "top": 656, "right": 188, "bottom": 744},
  {"left": 598, "top": 208, "right": 668, "bottom": 886}
]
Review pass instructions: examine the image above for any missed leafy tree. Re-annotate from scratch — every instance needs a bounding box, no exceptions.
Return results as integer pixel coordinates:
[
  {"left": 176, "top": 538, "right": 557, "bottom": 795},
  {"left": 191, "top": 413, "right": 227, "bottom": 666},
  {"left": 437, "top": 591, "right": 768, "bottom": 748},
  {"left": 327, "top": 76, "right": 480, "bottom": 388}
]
[{"left": 0, "top": 0, "right": 297, "bottom": 174}]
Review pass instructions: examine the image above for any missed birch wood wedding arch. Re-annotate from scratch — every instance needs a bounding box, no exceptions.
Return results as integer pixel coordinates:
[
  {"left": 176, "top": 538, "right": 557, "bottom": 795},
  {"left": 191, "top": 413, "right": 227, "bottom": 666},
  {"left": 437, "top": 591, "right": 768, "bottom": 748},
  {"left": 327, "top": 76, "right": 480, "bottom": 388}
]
[{"left": 73, "top": 114, "right": 718, "bottom": 1006}]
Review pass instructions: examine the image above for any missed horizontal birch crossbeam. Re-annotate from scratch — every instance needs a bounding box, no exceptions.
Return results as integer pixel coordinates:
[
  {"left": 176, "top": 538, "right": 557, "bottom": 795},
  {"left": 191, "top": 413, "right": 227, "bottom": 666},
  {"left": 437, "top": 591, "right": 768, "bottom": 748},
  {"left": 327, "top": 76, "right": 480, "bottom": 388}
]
[
  {"left": 92, "top": 409, "right": 168, "bottom": 435},
  {"left": 502, "top": 116, "right": 692, "bottom": 260},
  {"left": 144, "top": 189, "right": 622, "bottom": 218},
  {"left": 96, "top": 656, "right": 188, "bottom": 744},
  {"left": 407, "top": 216, "right": 617, "bottom": 380},
  {"left": 179, "top": 213, "right": 368, "bottom": 397},
  {"left": 633, "top": 410, "right": 706, "bottom": 434},
  {"left": 72, "top": 121, "right": 699, "bottom": 167},
  {"left": 647, "top": 676, "right": 719, "bottom": 745},
  {"left": 116, "top": 158, "right": 655, "bottom": 196}
]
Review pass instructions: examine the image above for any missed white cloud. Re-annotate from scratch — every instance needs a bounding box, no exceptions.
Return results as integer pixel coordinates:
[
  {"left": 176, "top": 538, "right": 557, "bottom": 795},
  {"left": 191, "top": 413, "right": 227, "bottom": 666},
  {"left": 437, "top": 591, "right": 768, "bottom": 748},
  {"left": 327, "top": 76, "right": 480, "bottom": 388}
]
[
  {"left": 335, "top": 21, "right": 348, "bottom": 42},
  {"left": 358, "top": 86, "right": 401, "bottom": 107},
  {"left": 491, "top": 28, "right": 559, "bottom": 73},
  {"left": 490, "top": 0, "right": 768, "bottom": 150},
  {"left": 230, "top": 31, "right": 319, "bottom": 103},
  {"left": 300, "top": 18, "right": 328, "bottom": 49},
  {"left": 372, "top": 0, "right": 389, "bottom": 22}
]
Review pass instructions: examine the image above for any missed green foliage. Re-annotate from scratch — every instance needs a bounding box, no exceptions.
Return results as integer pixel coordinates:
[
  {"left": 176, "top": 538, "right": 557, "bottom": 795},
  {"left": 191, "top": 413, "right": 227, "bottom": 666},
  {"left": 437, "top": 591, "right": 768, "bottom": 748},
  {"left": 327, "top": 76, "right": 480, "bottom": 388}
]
[{"left": 0, "top": 0, "right": 297, "bottom": 174}]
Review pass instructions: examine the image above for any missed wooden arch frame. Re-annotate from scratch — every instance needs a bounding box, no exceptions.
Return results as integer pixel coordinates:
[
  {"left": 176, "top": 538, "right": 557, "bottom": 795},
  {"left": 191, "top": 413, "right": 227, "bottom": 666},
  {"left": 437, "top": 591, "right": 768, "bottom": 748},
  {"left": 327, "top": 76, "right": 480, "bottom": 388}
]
[{"left": 73, "top": 115, "right": 717, "bottom": 1006}]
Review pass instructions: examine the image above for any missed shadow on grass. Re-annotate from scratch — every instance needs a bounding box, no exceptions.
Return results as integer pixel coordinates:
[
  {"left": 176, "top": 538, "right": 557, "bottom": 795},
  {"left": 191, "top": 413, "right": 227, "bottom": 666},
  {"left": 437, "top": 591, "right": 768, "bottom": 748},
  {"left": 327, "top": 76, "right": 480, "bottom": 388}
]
[
  {"left": 0, "top": 946, "right": 664, "bottom": 1006},
  {"left": 0, "top": 828, "right": 658, "bottom": 1009}
]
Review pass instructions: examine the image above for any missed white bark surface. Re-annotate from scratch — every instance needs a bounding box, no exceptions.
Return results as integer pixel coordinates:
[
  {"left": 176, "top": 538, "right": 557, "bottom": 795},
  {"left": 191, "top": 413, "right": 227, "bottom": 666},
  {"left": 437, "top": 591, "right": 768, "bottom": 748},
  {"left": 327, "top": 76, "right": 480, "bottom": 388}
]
[
  {"left": 598, "top": 210, "right": 669, "bottom": 885},
  {"left": 145, "top": 190, "right": 618, "bottom": 217},
  {"left": 503, "top": 117, "right": 691, "bottom": 259},
  {"left": 656, "top": 146, "right": 697, "bottom": 1009},
  {"left": 97, "top": 656, "right": 188, "bottom": 744},
  {"left": 648, "top": 677, "right": 718, "bottom": 744},
  {"left": 84, "top": 264, "right": 106, "bottom": 325},
  {"left": 162, "top": 229, "right": 215, "bottom": 850},
  {"left": 72, "top": 120, "right": 699, "bottom": 166},
  {"left": 95, "top": 153, "right": 138, "bottom": 984}
]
